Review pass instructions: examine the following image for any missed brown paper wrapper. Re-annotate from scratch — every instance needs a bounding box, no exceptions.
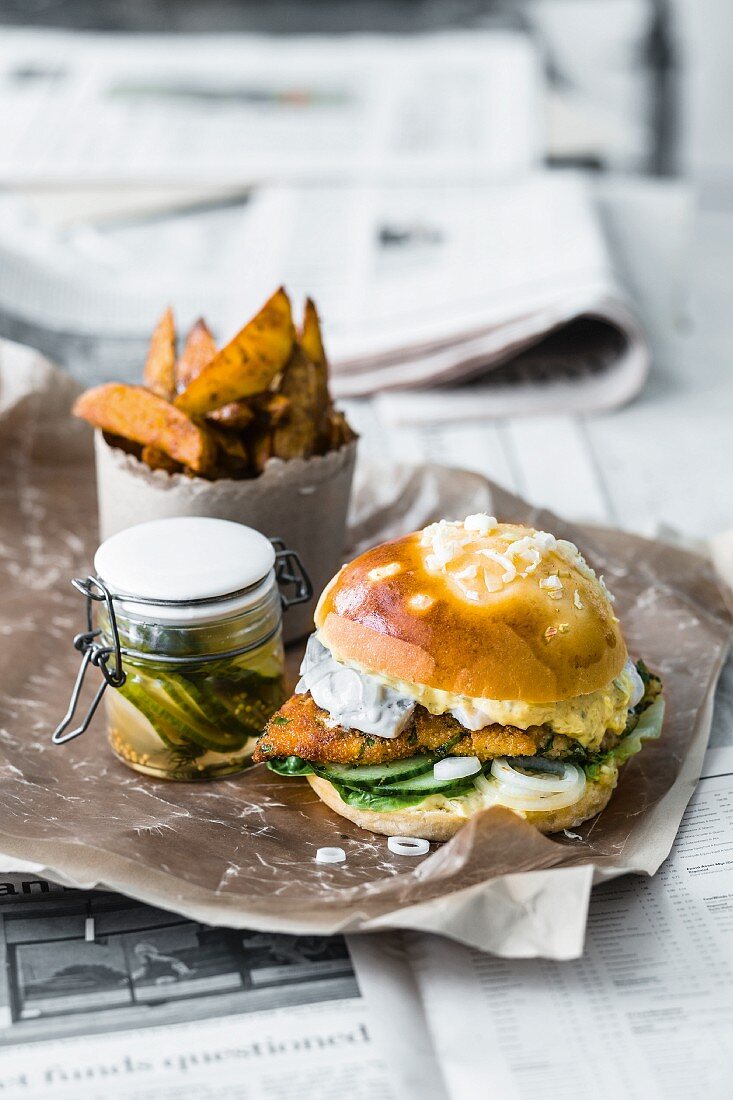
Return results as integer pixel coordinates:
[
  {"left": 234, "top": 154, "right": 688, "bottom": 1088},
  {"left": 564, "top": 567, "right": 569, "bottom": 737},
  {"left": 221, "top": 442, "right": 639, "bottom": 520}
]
[
  {"left": 94, "top": 431, "right": 357, "bottom": 643},
  {"left": 1, "top": 351, "right": 731, "bottom": 957}
]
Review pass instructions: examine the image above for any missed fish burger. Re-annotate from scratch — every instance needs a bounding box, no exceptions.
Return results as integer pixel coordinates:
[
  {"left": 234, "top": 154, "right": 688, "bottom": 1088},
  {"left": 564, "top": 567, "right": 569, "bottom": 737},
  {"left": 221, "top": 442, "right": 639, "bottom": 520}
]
[{"left": 254, "top": 516, "right": 664, "bottom": 840}]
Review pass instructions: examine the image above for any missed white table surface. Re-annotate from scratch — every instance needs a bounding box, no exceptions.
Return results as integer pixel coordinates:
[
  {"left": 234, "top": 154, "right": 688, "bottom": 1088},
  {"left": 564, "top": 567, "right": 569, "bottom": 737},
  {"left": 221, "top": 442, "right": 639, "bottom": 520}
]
[{"left": 345, "top": 202, "right": 732, "bottom": 538}]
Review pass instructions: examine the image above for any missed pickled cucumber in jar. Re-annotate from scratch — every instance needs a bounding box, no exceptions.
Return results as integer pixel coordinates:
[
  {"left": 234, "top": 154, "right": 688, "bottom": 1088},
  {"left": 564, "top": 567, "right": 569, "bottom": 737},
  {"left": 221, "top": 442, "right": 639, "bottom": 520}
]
[
  {"left": 82, "top": 518, "right": 306, "bottom": 781},
  {"left": 107, "top": 629, "right": 286, "bottom": 780}
]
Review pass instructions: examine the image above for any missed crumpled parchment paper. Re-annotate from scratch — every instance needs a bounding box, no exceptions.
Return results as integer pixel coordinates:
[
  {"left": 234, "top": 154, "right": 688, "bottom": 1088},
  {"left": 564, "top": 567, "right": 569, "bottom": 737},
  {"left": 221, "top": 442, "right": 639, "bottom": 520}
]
[{"left": 0, "top": 343, "right": 730, "bottom": 958}]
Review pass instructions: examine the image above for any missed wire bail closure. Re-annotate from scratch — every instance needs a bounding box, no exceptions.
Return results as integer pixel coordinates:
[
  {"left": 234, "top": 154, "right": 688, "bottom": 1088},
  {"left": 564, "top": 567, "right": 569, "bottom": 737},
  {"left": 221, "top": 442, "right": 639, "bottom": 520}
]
[
  {"left": 272, "top": 540, "right": 313, "bottom": 609},
  {"left": 51, "top": 538, "right": 312, "bottom": 747},
  {"left": 51, "top": 577, "right": 126, "bottom": 745}
]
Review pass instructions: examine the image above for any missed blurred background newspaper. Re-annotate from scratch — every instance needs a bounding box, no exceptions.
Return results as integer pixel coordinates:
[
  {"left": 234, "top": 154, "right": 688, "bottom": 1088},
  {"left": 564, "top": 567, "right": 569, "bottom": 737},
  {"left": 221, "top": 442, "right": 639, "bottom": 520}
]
[{"left": 0, "top": 25, "right": 673, "bottom": 420}]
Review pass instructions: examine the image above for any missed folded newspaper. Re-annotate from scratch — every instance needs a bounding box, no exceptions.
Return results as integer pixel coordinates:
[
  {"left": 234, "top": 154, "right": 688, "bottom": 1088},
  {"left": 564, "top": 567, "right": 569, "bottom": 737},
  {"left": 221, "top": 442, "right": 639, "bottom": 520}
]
[
  {"left": 0, "top": 26, "right": 648, "bottom": 419},
  {"left": 0, "top": 175, "right": 649, "bottom": 422},
  {"left": 0, "top": 349, "right": 730, "bottom": 965},
  {"left": 323, "top": 174, "right": 650, "bottom": 419}
]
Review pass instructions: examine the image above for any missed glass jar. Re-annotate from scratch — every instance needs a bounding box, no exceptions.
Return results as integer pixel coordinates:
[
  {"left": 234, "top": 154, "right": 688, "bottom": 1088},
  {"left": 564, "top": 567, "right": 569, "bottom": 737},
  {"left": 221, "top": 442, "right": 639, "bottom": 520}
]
[{"left": 52, "top": 517, "right": 311, "bottom": 781}]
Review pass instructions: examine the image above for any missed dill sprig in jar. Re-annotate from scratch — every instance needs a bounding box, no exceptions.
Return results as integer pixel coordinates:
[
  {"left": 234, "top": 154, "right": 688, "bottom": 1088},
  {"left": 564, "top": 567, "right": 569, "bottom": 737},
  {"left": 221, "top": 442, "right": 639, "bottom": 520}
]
[{"left": 52, "top": 517, "right": 311, "bottom": 780}]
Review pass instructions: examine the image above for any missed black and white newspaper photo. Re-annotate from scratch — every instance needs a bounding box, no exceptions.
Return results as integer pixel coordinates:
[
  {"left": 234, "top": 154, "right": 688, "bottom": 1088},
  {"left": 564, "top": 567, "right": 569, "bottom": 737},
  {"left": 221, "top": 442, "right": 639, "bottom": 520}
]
[{"left": 0, "top": 878, "right": 443, "bottom": 1099}]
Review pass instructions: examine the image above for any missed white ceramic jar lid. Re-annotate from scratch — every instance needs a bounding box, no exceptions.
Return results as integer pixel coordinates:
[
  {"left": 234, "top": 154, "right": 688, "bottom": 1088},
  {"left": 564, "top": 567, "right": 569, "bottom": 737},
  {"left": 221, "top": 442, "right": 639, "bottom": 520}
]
[{"left": 94, "top": 517, "right": 277, "bottom": 623}]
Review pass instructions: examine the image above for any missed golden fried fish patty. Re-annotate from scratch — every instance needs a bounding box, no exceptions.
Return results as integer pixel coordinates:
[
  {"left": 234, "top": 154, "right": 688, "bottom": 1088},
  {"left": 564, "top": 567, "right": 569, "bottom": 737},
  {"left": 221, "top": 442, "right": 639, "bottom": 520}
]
[{"left": 253, "top": 691, "right": 545, "bottom": 766}]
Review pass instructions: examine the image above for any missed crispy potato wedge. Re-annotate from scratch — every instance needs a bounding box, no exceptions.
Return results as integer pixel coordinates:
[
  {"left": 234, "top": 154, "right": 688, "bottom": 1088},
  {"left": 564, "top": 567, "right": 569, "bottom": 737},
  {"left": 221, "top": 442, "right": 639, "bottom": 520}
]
[
  {"left": 141, "top": 445, "right": 182, "bottom": 475},
  {"left": 208, "top": 401, "right": 255, "bottom": 430},
  {"left": 253, "top": 392, "right": 291, "bottom": 426},
  {"left": 102, "top": 431, "right": 143, "bottom": 460},
  {"left": 297, "top": 298, "right": 330, "bottom": 449},
  {"left": 176, "top": 318, "right": 217, "bottom": 392},
  {"left": 175, "top": 288, "right": 294, "bottom": 416},
  {"left": 74, "top": 383, "right": 217, "bottom": 476},
  {"left": 325, "top": 408, "right": 357, "bottom": 452},
  {"left": 271, "top": 346, "right": 325, "bottom": 460},
  {"left": 299, "top": 297, "right": 326, "bottom": 368},
  {"left": 208, "top": 426, "right": 249, "bottom": 476},
  {"left": 143, "top": 307, "right": 177, "bottom": 400},
  {"left": 249, "top": 426, "right": 273, "bottom": 475}
]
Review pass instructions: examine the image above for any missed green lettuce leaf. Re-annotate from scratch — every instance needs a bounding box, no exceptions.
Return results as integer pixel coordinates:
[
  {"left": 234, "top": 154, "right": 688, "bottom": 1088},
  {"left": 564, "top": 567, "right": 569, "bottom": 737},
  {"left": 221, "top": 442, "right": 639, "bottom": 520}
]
[
  {"left": 612, "top": 695, "right": 665, "bottom": 765},
  {"left": 584, "top": 695, "right": 665, "bottom": 779},
  {"left": 267, "top": 756, "right": 313, "bottom": 776}
]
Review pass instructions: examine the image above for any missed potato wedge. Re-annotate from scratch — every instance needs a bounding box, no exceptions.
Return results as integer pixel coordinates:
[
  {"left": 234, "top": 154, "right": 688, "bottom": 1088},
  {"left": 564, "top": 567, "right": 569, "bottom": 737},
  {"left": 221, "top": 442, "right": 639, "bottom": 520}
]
[
  {"left": 299, "top": 297, "right": 326, "bottom": 368},
  {"left": 298, "top": 297, "right": 330, "bottom": 449},
  {"left": 249, "top": 426, "right": 273, "bottom": 475},
  {"left": 208, "top": 401, "right": 255, "bottom": 430},
  {"left": 74, "top": 383, "right": 217, "bottom": 476},
  {"left": 143, "top": 307, "right": 176, "bottom": 400},
  {"left": 102, "top": 431, "right": 143, "bottom": 460},
  {"left": 271, "top": 346, "right": 325, "bottom": 460},
  {"left": 141, "top": 445, "right": 182, "bottom": 475},
  {"left": 207, "top": 426, "right": 249, "bottom": 476},
  {"left": 176, "top": 318, "right": 217, "bottom": 392},
  {"left": 175, "top": 288, "right": 294, "bottom": 416},
  {"left": 252, "top": 392, "right": 291, "bottom": 426},
  {"left": 325, "top": 408, "right": 357, "bottom": 452}
]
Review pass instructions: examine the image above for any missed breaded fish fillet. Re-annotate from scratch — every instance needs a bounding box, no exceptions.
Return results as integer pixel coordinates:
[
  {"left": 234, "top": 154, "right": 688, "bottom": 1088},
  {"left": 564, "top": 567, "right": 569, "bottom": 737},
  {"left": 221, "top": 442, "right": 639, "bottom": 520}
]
[{"left": 253, "top": 691, "right": 545, "bottom": 766}]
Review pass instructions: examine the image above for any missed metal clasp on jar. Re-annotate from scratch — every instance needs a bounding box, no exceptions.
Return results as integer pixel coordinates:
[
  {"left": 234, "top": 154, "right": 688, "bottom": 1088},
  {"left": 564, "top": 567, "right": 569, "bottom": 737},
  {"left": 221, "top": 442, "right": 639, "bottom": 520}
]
[
  {"left": 271, "top": 539, "right": 313, "bottom": 609},
  {"left": 52, "top": 538, "right": 311, "bottom": 746}
]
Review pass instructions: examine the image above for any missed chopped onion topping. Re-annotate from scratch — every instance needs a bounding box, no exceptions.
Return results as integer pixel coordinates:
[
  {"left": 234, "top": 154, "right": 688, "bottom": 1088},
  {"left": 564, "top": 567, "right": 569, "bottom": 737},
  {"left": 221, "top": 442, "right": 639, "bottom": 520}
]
[
  {"left": 409, "top": 593, "right": 433, "bottom": 612},
  {"left": 368, "top": 562, "right": 401, "bottom": 581},
  {"left": 420, "top": 511, "right": 617, "bottom": 608},
  {"left": 388, "top": 836, "right": 430, "bottom": 857},
  {"left": 464, "top": 513, "right": 498, "bottom": 536},
  {"left": 434, "top": 756, "right": 482, "bottom": 780},
  {"left": 316, "top": 847, "right": 346, "bottom": 864},
  {"left": 478, "top": 548, "right": 517, "bottom": 583}
]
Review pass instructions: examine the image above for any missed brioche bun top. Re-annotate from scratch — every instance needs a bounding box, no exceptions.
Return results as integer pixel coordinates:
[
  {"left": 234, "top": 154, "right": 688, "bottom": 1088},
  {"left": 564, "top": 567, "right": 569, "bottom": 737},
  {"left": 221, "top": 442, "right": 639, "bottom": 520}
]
[{"left": 315, "top": 517, "right": 626, "bottom": 703}]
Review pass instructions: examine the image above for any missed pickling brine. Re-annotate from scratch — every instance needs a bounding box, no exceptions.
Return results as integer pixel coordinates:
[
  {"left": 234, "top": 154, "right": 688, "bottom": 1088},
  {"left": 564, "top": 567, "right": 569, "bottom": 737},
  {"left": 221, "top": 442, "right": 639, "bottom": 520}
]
[
  {"left": 106, "top": 636, "right": 285, "bottom": 780},
  {"left": 98, "top": 567, "right": 286, "bottom": 780}
]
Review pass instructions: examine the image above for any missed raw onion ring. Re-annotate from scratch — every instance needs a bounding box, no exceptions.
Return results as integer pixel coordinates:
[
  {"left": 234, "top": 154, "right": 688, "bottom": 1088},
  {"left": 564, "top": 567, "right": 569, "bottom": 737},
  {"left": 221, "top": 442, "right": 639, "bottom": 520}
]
[
  {"left": 434, "top": 756, "right": 482, "bottom": 781},
  {"left": 486, "top": 759, "right": 587, "bottom": 812},
  {"left": 491, "top": 757, "right": 582, "bottom": 794}
]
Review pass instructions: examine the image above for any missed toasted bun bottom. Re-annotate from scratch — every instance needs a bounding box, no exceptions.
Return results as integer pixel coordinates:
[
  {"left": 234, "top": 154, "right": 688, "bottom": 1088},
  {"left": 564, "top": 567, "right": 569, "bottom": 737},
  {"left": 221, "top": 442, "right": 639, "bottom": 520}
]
[{"left": 307, "top": 762, "right": 619, "bottom": 841}]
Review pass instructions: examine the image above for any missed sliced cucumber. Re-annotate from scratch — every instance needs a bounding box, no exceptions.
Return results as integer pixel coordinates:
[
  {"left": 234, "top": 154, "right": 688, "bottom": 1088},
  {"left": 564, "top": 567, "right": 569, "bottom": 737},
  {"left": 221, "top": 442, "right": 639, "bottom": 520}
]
[
  {"left": 207, "top": 673, "right": 284, "bottom": 728},
  {"left": 131, "top": 678, "right": 249, "bottom": 753},
  {"left": 162, "top": 676, "right": 258, "bottom": 743},
  {"left": 314, "top": 758, "right": 476, "bottom": 798},
  {"left": 313, "top": 754, "right": 437, "bottom": 789},
  {"left": 371, "top": 769, "right": 476, "bottom": 797},
  {"left": 118, "top": 681, "right": 206, "bottom": 752},
  {"left": 227, "top": 682, "right": 284, "bottom": 728},
  {"left": 502, "top": 756, "right": 566, "bottom": 776},
  {"left": 179, "top": 677, "right": 248, "bottom": 728}
]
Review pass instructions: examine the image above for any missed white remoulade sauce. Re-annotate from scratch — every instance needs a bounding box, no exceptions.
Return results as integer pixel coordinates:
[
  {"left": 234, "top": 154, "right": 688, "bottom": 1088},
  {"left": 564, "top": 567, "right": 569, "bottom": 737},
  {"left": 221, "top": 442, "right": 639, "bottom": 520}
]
[
  {"left": 295, "top": 635, "right": 416, "bottom": 738},
  {"left": 296, "top": 634, "right": 645, "bottom": 748}
]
